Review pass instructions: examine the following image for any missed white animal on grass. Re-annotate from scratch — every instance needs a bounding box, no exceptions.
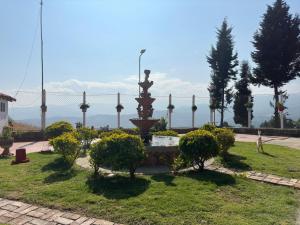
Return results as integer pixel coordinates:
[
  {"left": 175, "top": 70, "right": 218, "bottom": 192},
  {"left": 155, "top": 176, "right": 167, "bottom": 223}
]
[{"left": 256, "top": 130, "right": 264, "bottom": 153}]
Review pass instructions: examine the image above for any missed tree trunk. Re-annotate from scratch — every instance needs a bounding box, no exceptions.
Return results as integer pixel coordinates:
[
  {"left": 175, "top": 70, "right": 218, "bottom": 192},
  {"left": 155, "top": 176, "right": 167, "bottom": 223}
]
[
  {"left": 0, "top": 148, "right": 10, "bottom": 157},
  {"left": 129, "top": 167, "right": 135, "bottom": 179},
  {"left": 273, "top": 86, "right": 280, "bottom": 128},
  {"left": 220, "top": 87, "right": 225, "bottom": 127}
]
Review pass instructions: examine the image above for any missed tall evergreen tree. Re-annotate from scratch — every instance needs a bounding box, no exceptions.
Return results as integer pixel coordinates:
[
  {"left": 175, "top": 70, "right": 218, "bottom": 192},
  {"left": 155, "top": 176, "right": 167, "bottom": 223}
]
[
  {"left": 251, "top": 0, "right": 300, "bottom": 128},
  {"left": 207, "top": 19, "right": 238, "bottom": 127},
  {"left": 233, "top": 61, "right": 253, "bottom": 127}
]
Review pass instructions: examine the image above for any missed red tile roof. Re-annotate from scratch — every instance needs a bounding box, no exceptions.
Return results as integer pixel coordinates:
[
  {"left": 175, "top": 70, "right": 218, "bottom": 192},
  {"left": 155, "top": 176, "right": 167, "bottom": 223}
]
[{"left": 0, "top": 93, "right": 16, "bottom": 102}]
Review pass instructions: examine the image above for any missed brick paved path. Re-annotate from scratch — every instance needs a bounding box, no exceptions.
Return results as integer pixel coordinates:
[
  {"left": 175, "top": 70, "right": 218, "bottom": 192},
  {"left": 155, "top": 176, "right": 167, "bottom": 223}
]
[
  {"left": 0, "top": 198, "right": 121, "bottom": 225},
  {"left": 206, "top": 164, "right": 300, "bottom": 189}
]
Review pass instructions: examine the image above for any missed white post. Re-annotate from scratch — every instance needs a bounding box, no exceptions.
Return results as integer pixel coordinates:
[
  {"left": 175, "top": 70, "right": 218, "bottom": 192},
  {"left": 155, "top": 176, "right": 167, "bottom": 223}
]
[
  {"left": 209, "top": 95, "right": 215, "bottom": 125},
  {"left": 192, "top": 95, "right": 195, "bottom": 128},
  {"left": 83, "top": 91, "right": 86, "bottom": 127},
  {"left": 41, "top": 89, "right": 46, "bottom": 131},
  {"left": 168, "top": 94, "right": 172, "bottom": 129},
  {"left": 247, "top": 96, "right": 252, "bottom": 128},
  {"left": 117, "top": 92, "right": 121, "bottom": 128},
  {"left": 280, "top": 94, "right": 284, "bottom": 129}
]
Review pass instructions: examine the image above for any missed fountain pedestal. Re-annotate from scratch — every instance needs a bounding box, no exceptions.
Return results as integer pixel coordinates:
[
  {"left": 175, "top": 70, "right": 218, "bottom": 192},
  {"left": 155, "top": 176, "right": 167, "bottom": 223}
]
[{"left": 130, "top": 70, "right": 159, "bottom": 143}]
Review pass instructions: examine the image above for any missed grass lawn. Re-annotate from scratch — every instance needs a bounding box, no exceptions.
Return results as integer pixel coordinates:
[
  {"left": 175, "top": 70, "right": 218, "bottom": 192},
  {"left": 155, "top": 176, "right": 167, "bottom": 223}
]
[
  {"left": 216, "top": 142, "right": 300, "bottom": 179},
  {"left": 0, "top": 152, "right": 299, "bottom": 225}
]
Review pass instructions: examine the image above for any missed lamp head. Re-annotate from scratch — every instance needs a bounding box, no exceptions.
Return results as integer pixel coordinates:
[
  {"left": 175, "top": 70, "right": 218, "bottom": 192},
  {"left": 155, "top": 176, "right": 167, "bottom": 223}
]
[{"left": 140, "top": 49, "right": 146, "bottom": 54}]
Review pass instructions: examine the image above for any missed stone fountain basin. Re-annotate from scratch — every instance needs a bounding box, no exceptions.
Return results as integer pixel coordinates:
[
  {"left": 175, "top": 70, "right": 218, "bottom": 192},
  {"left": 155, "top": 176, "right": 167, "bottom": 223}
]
[{"left": 143, "top": 135, "right": 180, "bottom": 167}]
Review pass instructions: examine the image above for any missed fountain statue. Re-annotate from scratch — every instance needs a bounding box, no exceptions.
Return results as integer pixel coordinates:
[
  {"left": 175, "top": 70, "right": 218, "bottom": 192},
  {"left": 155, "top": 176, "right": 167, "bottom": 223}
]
[{"left": 130, "top": 70, "right": 159, "bottom": 143}]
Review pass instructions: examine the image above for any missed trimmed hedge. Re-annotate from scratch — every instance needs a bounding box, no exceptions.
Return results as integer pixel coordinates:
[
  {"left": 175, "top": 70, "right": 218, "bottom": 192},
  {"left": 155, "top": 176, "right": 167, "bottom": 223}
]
[
  {"left": 152, "top": 130, "right": 178, "bottom": 137},
  {"left": 45, "top": 121, "right": 74, "bottom": 139},
  {"left": 179, "top": 130, "right": 219, "bottom": 171},
  {"left": 90, "top": 133, "right": 145, "bottom": 178}
]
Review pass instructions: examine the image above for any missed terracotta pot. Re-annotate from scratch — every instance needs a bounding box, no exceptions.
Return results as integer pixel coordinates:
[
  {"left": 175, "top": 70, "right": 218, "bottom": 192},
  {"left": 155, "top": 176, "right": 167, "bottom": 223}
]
[{"left": 0, "top": 137, "right": 14, "bottom": 156}]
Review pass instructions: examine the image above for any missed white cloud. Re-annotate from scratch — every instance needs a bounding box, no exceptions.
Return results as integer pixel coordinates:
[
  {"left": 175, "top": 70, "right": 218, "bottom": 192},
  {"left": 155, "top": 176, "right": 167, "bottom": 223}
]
[{"left": 6, "top": 72, "right": 300, "bottom": 108}]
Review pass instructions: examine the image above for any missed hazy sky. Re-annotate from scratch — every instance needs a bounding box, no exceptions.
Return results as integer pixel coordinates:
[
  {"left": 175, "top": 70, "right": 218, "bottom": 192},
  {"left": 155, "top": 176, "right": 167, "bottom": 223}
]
[{"left": 0, "top": 0, "right": 299, "bottom": 108}]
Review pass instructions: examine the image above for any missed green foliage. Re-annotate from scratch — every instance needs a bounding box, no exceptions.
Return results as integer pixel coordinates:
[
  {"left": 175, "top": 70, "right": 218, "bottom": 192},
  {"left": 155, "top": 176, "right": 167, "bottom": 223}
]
[
  {"left": 251, "top": 0, "right": 300, "bottom": 127},
  {"left": 152, "top": 117, "right": 168, "bottom": 132},
  {"left": 201, "top": 123, "right": 217, "bottom": 132},
  {"left": 0, "top": 126, "right": 13, "bottom": 140},
  {"left": 77, "top": 127, "right": 98, "bottom": 151},
  {"left": 207, "top": 18, "right": 239, "bottom": 127},
  {"left": 90, "top": 133, "right": 145, "bottom": 178},
  {"left": 152, "top": 130, "right": 178, "bottom": 137},
  {"left": 233, "top": 61, "right": 254, "bottom": 127},
  {"left": 49, "top": 132, "right": 81, "bottom": 167},
  {"left": 45, "top": 121, "right": 74, "bottom": 139},
  {"left": 171, "top": 156, "right": 190, "bottom": 173},
  {"left": 212, "top": 128, "right": 235, "bottom": 156},
  {"left": 99, "top": 129, "right": 126, "bottom": 138},
  {"left": 179, "top": 130, "right": 219, "bottom": 171}
]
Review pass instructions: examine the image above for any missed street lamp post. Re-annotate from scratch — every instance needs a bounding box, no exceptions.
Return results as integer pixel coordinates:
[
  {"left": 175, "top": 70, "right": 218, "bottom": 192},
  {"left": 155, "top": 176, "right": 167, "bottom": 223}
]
[{"left": 139, "top": 49, "right": 146, "bottom": 99}]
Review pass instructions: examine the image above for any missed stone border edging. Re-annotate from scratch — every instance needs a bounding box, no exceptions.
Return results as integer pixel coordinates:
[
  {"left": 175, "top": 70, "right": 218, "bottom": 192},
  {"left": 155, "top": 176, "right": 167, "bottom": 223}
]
[
  {"left": 0, "top": 198, "right": 122, "bottom": 225},
  {"left": 205, "top": 165, "right": 300, "bottom": 189}
]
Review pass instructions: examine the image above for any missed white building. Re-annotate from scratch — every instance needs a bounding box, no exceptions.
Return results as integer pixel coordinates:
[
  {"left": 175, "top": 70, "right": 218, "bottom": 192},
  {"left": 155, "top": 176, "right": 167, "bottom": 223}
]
[{"left": 0, "top": 93, "right": 16, "bottom": 134}]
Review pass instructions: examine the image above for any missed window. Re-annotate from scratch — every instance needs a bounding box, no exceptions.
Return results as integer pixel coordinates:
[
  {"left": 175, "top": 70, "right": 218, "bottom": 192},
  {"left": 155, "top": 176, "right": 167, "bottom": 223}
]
[{"left": 0, "top": 102, "right": 5, "bottom": 112}]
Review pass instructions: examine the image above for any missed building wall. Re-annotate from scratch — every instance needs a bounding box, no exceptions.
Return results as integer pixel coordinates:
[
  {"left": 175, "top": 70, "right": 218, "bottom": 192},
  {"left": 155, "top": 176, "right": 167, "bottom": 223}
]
[{"left": 0, "top": 99, "right": 8, "bottom": 134}]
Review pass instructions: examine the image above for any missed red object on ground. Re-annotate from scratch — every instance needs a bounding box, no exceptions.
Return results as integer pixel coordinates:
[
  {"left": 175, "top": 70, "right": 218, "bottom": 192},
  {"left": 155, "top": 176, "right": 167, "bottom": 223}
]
[{"left": 12, "top": 148, "right": 30, "bottom": 164}]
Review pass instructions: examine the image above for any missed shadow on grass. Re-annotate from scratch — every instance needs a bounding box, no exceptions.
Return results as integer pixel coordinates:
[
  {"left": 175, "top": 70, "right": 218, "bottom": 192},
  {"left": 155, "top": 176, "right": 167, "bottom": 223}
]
[
  {"left": 41, "top": 157, "right": 70, "bottom": 172},
  {"left": 151, "top": 174, "right": 176, "bottom": 186},
  {"left": 41, "top": 156, "right": 78, "bottom": 183},
  {"left": 220, "top": 153, "right": 252, "bottom": 171},
  {"left": 261, "top": 151, "right": 276, "bottom": 158},
  {"left": 183, "top": 170, "right": 236, "bottom": 186},
  {"left": 86, "top": 175, "right": 150, "bottom": 199},
  {"left": 44, "top": 169, "right": 78, "bottom": 184}
]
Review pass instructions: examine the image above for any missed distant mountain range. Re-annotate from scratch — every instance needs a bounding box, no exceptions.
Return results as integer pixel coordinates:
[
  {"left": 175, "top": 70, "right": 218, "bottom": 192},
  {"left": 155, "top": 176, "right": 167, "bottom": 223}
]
[{"left": 10, "top": 93, "right": 300, "bottom": 128}]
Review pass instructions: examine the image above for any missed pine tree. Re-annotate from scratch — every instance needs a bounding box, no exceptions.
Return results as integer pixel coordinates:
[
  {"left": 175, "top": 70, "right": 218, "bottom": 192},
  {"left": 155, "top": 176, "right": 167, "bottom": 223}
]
[
  {"left": 233, "top": 61, "right": 253, "bottom": 127},
  {"left": 207, "top": 19, "right": 238, "bottom": 127},
  {"left": 251, "top": 0, "right": 300, "bottom": 128}
]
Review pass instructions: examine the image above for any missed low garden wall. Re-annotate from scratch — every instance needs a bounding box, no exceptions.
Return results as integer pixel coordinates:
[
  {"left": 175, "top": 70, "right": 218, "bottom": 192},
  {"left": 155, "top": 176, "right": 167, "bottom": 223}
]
[
  {"left": 231, "top": 128, "right": 300, "bottom": 137},
  {"left": 143, "top": 145, "right": 179, "bottom": 167},
  {"left": 13, "top": 131, "right": 47, "bottom": 142},
  {"left": 171, "top": 127, "right": 300, "bottom": 137}
]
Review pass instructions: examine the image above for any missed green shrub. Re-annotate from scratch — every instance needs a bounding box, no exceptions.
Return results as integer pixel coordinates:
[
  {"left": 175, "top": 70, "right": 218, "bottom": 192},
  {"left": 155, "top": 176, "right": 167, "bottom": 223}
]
[
  {"left": 90, "top": 133, "right": 145, "bottom": 178},
  {"left": 212, "top": 128, "right": 235, "bottom": 156},
  {"left": 49, "top": 132, "right": 81, "bottom": 167},
  {"left": 99, "top": 129, "right": 126, "bottom": 139},
  {"left": 152, "top": 117, "right": 168, "bottom": 132},
  {"left": 77, "top": 127, "right": 98, "bottom": 152},
  {"left": 46, "top": 121, "right": 74, "bottom": 139},
  {"left": 179, "top": 130, "right": 219, "bottom": 171},
  {"left": 171, "top": 156, "right": 190, "bottom": 173},
  {"left": 201, "top": 123, "right": 216, "bottom": 132},
  {"left": 152, "top": 130, "right": 178, "bottom": 137}
]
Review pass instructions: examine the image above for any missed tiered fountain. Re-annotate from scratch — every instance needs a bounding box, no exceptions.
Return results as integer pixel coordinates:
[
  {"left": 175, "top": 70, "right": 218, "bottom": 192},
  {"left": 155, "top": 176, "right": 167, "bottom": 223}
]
[{"left": 130, "top": 70, "right": 159, "bottom": 144}]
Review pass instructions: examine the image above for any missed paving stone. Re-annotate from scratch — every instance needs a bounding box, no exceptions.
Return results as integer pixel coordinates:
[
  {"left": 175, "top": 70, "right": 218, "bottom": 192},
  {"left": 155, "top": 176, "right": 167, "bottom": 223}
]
[
  {"left": 10, "top": 201, "right": 27, "bottom": 207},
  {"left": 62, "top": 213, "right": 81, "bottom": 220},
  {"left": 19, "top": 206, "right": 39, "bottom": 215},
  {"left": 9, "top": 215, "right": 34, "bottom": 225},
  {"left": 46, "top": 211, "right": 64, "bottom": 221},
  {"left": 0, "top": 215, "right": 13, "bottom": 223},
  {"left": 294, "top": 183, "right": 300, "bottom": 189},
  {"left": 3, "top": 211, "right": 21, "bottom": 218},
  {"left": 0, "top": 209, "right": 9, "bottom": 216},
  {"left": 73, "top": 216, "right": 88, "bottom": 224},
  {"left": 27, "top": 210, "right": 45, "bottom": 218},
  {"left": 54, "top": 216, "right": 74, "bottom": 225},
  {"left": 40, "top": 210, "right": 59, "bottom": 220},
  {"left": 1, "top": 204, "right": 19, "bottom": 211},
  {"left": 0, "top": 200, "right": 11, "bottom": 207},
  {"left": 14, "top": 204, "right": 32, "bottom": 213},
  {"left": 81, "top": 218, "right": 95, "bottom": 225},
  {"left": 290, "top": 179, "right": 298, "bottom": 183},
  {"left": 31, "top": 218, "right": 49, "bottom": 225},
  {"left": 45, "top": 222, "right": 57, "bottom": 225},
  {"left": 92, "top": 219, "right": 114, "bottom": 225}
]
